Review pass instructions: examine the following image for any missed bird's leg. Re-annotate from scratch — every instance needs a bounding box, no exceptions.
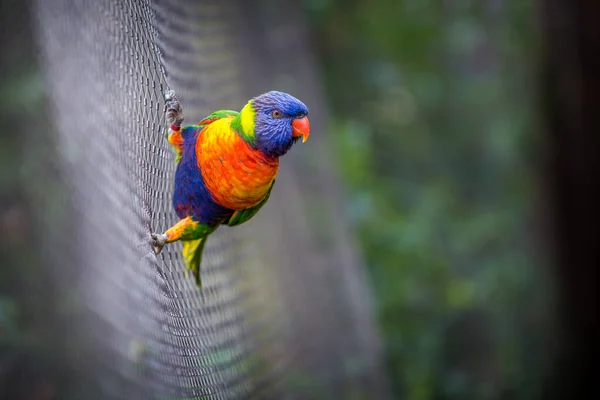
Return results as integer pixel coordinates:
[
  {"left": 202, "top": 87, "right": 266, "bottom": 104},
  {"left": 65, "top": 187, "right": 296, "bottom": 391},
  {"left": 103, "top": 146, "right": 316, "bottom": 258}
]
[
  {"left": 150, "top": 216, "right": 202, "bottom": 255},
  {"left": 150, "top": 232, "right": 169, "bottom": 255},
  {"left": 165, "top": 89, "right": 184, "bottom": 129},
  {"left": 164, "top": 89, "right": 185, "bottom": 152}
]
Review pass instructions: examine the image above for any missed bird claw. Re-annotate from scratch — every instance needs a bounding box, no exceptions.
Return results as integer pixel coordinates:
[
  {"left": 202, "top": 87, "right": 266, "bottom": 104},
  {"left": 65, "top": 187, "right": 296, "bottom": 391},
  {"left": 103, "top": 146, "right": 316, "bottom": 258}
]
[
  {"left": 164, "top": 89, "right": 183, "bottom": 126},
  {"left": 150, "top": 232, "right": 168, "bottom": 255},
  {"left": 164, "top": 89, "right": 176, "bottom": 102}
]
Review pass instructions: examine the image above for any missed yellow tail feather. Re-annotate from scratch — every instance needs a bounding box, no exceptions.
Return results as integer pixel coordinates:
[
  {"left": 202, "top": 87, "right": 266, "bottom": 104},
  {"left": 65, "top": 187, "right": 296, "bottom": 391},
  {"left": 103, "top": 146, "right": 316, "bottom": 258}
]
[{"left": 182, "top": 237, "right": 207, "bottom": 289}]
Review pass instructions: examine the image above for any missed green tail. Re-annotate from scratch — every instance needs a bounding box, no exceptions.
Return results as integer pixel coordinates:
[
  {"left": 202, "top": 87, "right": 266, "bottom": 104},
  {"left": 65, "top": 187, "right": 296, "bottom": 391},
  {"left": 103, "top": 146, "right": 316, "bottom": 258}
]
[{"left": 182, "top": 237, "right": 208, "bottom": 289}]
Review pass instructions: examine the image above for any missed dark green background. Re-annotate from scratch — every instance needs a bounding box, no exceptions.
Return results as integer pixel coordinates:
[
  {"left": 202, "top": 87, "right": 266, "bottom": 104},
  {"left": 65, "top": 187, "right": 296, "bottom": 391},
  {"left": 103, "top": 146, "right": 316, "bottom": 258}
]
[{"left": 305, "top": 1, "right": 552, "bottom": 398}]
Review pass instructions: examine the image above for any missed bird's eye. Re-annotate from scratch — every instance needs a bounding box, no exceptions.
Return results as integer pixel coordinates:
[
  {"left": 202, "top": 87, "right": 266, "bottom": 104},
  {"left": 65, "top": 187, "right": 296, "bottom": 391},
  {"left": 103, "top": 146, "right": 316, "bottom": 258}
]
[{"left": 271, "top": 109, "right": 282, "bottom": 118}]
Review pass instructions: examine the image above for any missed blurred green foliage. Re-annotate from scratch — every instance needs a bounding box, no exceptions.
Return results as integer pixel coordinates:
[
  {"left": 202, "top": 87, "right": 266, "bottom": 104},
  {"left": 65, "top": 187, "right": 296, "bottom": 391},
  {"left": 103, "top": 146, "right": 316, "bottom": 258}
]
[
  {"left": 0, "top": 1, "right": 71, "bottom": 397},
  {"left": 306, "top": 0, "right": 553, "bottom": 399}
]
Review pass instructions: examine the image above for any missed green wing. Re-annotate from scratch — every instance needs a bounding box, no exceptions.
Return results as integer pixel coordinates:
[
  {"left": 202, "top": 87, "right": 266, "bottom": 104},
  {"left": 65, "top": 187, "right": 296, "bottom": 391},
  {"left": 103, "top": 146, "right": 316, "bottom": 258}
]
[
  {"left": 226, "top": 181, "right": 275, "bottom": 227},
  {"left": 199, "top": 110, "right": 239, "bottom": 126}
]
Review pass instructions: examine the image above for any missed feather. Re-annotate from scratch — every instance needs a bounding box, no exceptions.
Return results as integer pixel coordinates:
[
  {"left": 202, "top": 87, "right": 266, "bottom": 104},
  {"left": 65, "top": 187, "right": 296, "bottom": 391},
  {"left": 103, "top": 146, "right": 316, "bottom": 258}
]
[{"left": 182, "top": 237, "right": 207, "bottom": 289}]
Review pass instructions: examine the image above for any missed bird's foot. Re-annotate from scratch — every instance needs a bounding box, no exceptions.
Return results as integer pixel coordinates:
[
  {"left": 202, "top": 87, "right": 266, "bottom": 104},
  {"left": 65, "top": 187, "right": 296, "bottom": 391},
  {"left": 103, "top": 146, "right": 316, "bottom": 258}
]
[
  {"left": 164, "top": 89, "right": 183, "bottom": 127},
  {"left": 150, "top": 232, "right": 168, "bottom": 255}
]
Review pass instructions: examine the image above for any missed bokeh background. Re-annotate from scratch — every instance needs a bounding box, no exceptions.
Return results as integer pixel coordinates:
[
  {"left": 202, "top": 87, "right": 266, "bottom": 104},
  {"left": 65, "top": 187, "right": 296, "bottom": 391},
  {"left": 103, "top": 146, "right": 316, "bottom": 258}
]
[
  {"left": 1, "top": 0, "right": 596, "bottom": 399},
  {"left": 305, "top": 1, "right": 556, "bottom": 398}
]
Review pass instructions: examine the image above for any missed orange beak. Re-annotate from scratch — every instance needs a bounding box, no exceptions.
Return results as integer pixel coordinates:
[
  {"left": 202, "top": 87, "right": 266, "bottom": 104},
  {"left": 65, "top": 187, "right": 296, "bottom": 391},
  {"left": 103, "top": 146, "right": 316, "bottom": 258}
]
[{"left": 292, "top": 116, "right": 310, "bottom": 143}]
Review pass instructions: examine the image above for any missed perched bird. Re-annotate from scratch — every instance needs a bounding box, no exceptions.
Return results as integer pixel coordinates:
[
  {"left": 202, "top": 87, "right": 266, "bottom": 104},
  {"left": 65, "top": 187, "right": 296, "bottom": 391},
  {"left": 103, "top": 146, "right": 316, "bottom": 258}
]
[{"left": 151, "top": 90, "right": 310, "bottom": 289}]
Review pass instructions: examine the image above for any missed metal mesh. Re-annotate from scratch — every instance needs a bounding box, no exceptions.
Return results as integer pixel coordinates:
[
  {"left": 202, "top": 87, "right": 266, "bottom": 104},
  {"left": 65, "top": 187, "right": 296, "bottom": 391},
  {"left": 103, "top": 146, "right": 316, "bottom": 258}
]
[{"left": 35, "top": 0, "right": 387, "bottom": 398}]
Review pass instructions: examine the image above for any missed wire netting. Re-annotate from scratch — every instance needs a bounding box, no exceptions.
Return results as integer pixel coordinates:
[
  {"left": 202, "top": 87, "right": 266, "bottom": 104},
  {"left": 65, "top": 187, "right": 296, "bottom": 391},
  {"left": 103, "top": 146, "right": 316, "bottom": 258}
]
[{"left": 35, "top": 0, "right": 388, "bottom": 398}]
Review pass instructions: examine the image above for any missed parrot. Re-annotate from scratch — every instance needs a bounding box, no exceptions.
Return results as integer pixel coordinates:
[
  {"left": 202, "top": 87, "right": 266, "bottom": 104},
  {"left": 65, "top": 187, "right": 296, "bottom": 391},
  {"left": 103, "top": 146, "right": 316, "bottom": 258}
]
[{"left": 150, "top": 89, "right": 310, "bottom": 289}]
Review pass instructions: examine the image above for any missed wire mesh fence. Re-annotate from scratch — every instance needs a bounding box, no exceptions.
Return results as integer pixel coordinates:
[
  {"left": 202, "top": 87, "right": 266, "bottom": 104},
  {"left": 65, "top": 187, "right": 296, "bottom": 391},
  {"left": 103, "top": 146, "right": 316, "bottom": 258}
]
[{"left": 34, "top": 0, "right": 388, "bottom": 398}]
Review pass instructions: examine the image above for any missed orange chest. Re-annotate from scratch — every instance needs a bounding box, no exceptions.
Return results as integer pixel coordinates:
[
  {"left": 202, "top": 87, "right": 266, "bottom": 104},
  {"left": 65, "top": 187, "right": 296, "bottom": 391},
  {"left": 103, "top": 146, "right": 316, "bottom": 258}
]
[{"left": 196, "top": 119, "right": 279, "bottom": 210}]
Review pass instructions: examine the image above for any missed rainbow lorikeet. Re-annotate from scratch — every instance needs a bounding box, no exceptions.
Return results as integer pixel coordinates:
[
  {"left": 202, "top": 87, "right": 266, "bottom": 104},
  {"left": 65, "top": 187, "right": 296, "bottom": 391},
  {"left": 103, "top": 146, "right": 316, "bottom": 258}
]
[{"left": 150, "top": 90, "right": 310, "bottom": 289}]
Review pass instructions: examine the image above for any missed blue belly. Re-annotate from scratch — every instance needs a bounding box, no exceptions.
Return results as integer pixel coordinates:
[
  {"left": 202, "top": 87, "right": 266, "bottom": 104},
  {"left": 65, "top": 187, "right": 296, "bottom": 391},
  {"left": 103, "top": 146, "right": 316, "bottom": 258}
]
[{"left": 172, "top": 125, "right": 233, "bottom": 225}]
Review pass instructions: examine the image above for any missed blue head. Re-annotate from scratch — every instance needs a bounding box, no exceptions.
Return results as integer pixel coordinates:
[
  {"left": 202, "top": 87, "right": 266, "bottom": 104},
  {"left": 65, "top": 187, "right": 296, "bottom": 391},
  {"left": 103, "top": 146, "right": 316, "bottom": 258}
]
[{"left": 237, "top": 91, "right": 310, "bottom": 158}]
